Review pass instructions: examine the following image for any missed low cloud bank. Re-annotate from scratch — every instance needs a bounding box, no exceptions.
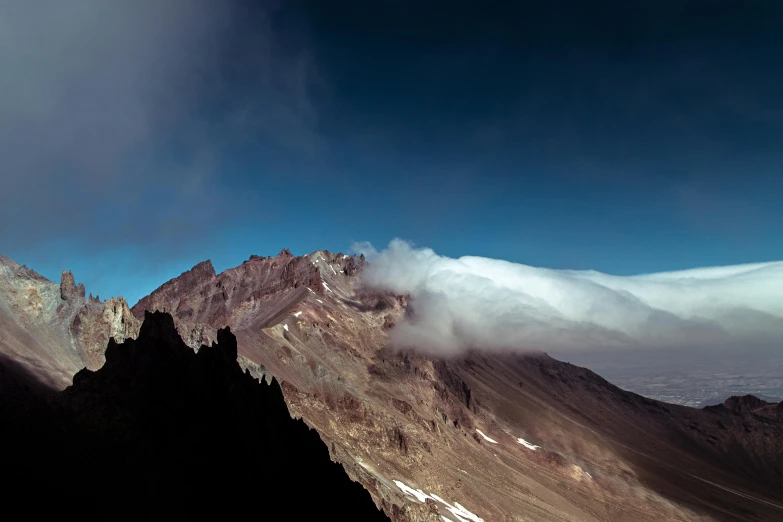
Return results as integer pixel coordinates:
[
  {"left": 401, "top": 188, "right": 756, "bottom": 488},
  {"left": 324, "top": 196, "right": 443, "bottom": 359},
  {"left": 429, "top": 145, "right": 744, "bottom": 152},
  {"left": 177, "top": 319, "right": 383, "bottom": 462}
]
[{"left": 354, "top": 240, "right": 783, "bottom": 355}]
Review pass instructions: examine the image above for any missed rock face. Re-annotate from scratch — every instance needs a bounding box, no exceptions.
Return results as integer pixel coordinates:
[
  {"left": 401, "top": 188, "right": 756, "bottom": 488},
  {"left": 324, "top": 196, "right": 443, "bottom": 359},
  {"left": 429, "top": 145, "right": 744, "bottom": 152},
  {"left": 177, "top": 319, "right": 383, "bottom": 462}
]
[
  {"left": 130, "top": 250, "right": 783, "bottom": 522},
  {"left": 59, "top": 269, "right": 85, "bottom": 302},
  {"left": 131, "top": 249, "right": 328, "bottom": 354},
  {"left": 0, "top": 255, "right": 140, "bottom": 389},
  {"left": 0, "top": 311, "right": 388, "bottom": 520}
]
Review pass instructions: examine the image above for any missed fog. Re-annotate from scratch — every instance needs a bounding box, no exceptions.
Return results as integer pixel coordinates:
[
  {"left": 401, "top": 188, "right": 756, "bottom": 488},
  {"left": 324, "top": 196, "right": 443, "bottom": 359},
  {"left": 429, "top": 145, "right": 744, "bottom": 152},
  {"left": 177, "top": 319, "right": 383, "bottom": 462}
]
[
  {"left": 355, "top": 239, "right": 783, "bottom": 355},
  {"left": 0, "top": 1, "right": 319, "bottom": 248}
]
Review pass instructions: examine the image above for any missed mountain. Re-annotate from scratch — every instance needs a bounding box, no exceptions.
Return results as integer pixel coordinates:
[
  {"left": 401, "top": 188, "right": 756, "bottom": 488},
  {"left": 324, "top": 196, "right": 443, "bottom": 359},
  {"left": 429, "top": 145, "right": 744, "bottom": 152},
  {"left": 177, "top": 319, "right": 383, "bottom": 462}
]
[
  {"left": 0, "top": 310, "right": 388, "bottom": 520},
  {"left": 2, "top": 250, "right": 782, "bottom": 520},
  {"left": 0, "top": 254, "right": 139, "bottom": 389},
  {"left": 699, "top": 393, "right": 783, "bottom": 409},
  {"left": 128, "top": 249, "right": 783, "bottom": 521}
]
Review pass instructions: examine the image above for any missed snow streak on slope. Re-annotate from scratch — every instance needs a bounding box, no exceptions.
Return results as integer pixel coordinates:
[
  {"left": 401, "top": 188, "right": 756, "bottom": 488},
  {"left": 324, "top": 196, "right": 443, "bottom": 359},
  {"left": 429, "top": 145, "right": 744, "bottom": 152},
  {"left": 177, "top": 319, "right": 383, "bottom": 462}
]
[
  {"left": 393, "top": 480, "right": 485, "bottom": 522},
  {"left": 475, "top": 429, "right": 498, "bottom": 443},
  {"left": 517, "top": 438, "right": 540, "bottom": 450},
  {"left": 356, "top": 239, "right": 783, "bottom": 354}
]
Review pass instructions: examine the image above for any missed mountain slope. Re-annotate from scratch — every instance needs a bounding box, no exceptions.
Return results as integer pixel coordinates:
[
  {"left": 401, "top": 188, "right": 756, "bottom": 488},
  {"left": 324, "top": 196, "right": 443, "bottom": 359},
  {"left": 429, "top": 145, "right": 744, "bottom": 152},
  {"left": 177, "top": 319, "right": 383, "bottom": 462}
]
[
  {"left": 0, "top": 254, "right": 138, "bottom": 389},
  {"left": 0, "top": 310, "right": 388, "bottom": 520},
  {"left": 130, "top": 250, "right": 783, "bottom": 522}
]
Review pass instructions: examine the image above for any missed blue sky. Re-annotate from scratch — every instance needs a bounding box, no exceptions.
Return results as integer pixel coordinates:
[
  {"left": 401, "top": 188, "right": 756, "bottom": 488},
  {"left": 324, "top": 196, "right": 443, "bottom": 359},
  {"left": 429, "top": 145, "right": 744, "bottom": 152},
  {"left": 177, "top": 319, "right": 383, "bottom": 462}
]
[{"left": 2, "top": 1, "right": 782, "bottom": 305}]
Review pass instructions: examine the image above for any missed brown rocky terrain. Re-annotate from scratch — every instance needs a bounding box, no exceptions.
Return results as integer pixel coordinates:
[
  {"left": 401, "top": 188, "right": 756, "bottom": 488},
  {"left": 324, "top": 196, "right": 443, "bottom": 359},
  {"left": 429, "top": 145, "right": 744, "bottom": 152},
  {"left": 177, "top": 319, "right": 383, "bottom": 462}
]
[
  {"left": 124, "top": 249, "right": 783, "bottom": 522},
  {"left": 0, "top": 254, "right": 139, "bottom": 389}
]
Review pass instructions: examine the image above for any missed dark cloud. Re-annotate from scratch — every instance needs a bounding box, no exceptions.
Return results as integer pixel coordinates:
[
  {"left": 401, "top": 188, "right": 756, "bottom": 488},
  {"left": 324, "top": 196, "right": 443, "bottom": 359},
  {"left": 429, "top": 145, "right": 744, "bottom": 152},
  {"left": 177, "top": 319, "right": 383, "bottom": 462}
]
[{"left": 0, "top": 0, "right": 324, "bottom": 249}]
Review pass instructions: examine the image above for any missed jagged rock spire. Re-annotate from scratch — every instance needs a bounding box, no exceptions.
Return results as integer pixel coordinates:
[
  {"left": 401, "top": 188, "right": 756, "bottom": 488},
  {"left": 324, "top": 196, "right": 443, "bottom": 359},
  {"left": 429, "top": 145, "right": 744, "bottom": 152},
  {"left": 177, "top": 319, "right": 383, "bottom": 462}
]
[{"left": 60, "top": 270, "right": 85, "bottom": 302}]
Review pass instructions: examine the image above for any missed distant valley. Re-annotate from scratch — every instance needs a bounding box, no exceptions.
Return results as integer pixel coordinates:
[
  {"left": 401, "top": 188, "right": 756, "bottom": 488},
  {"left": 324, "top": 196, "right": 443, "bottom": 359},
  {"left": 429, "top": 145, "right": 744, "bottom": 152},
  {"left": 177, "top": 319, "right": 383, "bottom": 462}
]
[{"left": 562, "top": 349, "right": 783, "bottom": 407}]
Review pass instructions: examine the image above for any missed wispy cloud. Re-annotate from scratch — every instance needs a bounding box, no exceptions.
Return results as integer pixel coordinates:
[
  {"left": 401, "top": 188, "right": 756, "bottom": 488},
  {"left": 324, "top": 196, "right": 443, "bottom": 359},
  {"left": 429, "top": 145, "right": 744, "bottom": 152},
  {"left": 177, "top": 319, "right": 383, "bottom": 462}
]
[
  {"left": 354, "top": 239, "right": 783, "bottom": 355},
  {"left": 0, "top": 1, "right": 324, "bottom": 249}
]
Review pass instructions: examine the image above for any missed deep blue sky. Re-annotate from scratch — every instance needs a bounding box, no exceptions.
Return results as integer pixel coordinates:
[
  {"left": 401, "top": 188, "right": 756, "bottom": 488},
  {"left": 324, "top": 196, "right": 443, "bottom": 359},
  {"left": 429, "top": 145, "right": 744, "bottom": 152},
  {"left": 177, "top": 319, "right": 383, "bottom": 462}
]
[{"left": 2, "top": 1, "right": 782, "bottom": 305}]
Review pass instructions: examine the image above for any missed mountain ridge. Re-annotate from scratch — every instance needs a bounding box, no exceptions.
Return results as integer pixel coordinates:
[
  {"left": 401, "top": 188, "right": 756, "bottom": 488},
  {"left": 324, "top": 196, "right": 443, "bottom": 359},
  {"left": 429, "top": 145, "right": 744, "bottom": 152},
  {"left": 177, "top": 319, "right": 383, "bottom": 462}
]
[{"left": 2, "top": 250, "right": 782, "bottom": 521}]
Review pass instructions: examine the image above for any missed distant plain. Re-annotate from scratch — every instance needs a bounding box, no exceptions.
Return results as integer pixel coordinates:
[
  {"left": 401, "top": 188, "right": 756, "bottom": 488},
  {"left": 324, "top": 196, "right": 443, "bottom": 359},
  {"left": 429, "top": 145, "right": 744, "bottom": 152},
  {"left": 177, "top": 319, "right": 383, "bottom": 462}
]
[{"left": 558, "top": 348, "right": 783, "bottom": 407}]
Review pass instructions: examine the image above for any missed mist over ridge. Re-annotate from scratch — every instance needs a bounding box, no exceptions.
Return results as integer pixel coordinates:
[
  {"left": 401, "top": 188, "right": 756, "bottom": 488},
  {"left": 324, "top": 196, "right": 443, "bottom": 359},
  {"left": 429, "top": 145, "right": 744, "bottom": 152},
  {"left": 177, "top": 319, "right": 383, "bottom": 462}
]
[{"left": 355, "top": 239, "right": 783, "bottom": 355}]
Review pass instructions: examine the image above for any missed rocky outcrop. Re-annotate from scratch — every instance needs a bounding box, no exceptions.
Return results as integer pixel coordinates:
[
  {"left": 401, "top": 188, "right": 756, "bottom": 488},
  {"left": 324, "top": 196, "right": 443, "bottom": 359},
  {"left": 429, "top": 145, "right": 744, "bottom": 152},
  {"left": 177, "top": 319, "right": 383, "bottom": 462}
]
[
  {"left": 0, "top": 311, "right": 388, "bottom": 520},
  {"left": 131, "top": 250, "right": 330, "bottom": 350},
  {"left": 59, "top": 269, "right": 85, "bottom": 302},
  {"left": 344, "top": 254, "right": 366, "bottom": 276},
  {"left": 0, "top": 255, "right": 140, "bottom": 388},
  {"left": 69, "top": 295, "right": 139, "bottom": 370},
  {"left": 721, "top": 394, "right": 771, "bottom": 414},
  {"left": 132, "top": 260, "right": 217, "bottom": 316}
]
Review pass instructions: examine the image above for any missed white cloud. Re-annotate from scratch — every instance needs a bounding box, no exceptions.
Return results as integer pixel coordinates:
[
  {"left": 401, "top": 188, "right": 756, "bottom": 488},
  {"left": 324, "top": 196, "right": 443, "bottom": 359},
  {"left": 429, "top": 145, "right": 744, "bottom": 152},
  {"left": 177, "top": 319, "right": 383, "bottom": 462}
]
[{"left": 354, "top": 239, "right": 783, "bottom": 355}]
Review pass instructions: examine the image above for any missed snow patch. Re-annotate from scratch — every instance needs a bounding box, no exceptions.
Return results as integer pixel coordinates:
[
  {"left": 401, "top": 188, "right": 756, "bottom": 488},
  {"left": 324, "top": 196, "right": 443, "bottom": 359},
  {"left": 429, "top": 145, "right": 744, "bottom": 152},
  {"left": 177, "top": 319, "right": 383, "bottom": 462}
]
[
  {"left": 393, "top": 480, "right": 430, "bottom": 503},
  {"left": 293, "top": 311, "right": 302, "bottom": 318},
  {"left": 316, "top": 299, "right": 323, "bottom": 304},
  {"left": 343, "top": 255, "right": 350, "bottom": 259},
  {"left": 475, "top": 429, "right": 498, "bottom": 444},
  {"left": 451, "top": 502, "right": 484, "bottom": 522},
  {"left": 393, "top": 480, "right": 485, "bottom": 522},
  {"left": 329, "top": 264, "right": 337, "bottom": 275},
  {"left": 517, "top": 438, "right": 539, "bottom": 450},
  {"left": 283, "top": 324, "right": 289, "bottom": 332},
  {"left": 322, "top": 282, "right": 332, "bottom": 292}
]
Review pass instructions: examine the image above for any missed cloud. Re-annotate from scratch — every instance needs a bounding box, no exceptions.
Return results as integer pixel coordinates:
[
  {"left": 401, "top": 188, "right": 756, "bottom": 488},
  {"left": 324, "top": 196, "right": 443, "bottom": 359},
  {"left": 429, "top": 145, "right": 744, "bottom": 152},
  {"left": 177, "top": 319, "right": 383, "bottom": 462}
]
[
  {"left": 0, "top": 1, "right": 323, "bottom": 250},
  {"left": 354, "top": 239, "right": 783, "bottom": 355}
]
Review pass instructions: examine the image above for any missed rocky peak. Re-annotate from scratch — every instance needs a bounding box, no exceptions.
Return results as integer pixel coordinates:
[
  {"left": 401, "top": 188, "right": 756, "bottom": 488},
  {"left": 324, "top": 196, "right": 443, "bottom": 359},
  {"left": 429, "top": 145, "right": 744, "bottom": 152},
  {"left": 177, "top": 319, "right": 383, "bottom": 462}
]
[
  {"left": 0, "top": 253, "right": 17, "bottom": 271},
  {"left": 190, "top": 260, "right": 217, "bottom": 280},
  {"left": 133, "top": 260, "right": 217, "bottom": 317},
  {"left": 723, "top": 394, "right": 769, "bottom": 414},
  {"left": 345, "top": 255, "right": 366, "bottom": 276},
  {"left": 278, "top": 248, "right": 294, "bottom": 258},
  {"left": 59, "top": 270, "right": 85, "bottom": 302},
  {"left": 103, "top": 297, "right": 140, "bottom": 341},
  {"left": 162, "top": 260, "right": 217, "bottom": 290},
  {"left": 104, "top": 310, "right": 187, "bottom": 365}
]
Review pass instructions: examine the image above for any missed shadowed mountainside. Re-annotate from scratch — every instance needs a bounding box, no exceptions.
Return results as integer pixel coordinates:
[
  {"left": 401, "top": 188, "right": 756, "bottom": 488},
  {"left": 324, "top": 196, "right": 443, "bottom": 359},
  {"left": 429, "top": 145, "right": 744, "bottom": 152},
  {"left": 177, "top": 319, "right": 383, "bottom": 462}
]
[{"left": 0, "top": 310, "right": 388, "bottom": 521}]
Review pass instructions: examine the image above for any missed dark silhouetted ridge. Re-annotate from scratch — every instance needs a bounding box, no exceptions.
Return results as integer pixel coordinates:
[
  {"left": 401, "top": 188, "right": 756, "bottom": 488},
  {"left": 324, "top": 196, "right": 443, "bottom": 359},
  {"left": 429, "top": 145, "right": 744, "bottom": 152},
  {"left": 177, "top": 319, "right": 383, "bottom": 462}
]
[{"left": 0, "top": 311, "right": 388, "bottom": 520}]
